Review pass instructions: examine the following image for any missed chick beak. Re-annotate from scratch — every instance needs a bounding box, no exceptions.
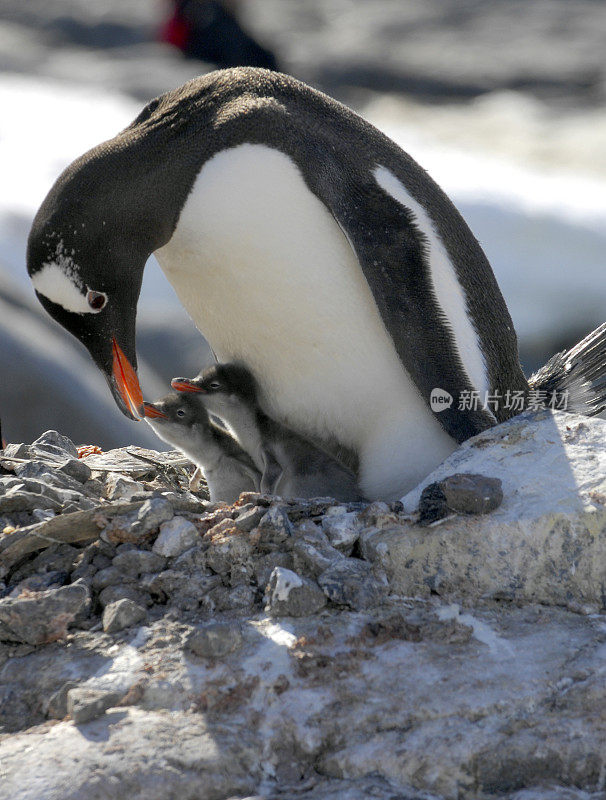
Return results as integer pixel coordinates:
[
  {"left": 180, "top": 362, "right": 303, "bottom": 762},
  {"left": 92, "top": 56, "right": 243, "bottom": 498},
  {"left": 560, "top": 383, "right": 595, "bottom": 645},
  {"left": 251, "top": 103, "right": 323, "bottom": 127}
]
[
  {"left": 142, "top": 401, "right": 168, "bottom": 419},
  {"left": 171, "top": 377, "right": 205, "bottom": 393}
]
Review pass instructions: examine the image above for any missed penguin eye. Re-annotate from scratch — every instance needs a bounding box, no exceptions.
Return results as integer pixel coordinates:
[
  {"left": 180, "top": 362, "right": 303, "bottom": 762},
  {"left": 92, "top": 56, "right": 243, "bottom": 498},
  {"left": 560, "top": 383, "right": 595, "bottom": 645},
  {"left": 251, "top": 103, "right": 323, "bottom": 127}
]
[
  {"left": 86, "top": 290, "right": 107, "bottom": 311},
  {"left": 176, "top": 408, "right": 186, "bottom": 417},
  {"left": 209, "top": 381, "right": 221, "bottom": 390}
]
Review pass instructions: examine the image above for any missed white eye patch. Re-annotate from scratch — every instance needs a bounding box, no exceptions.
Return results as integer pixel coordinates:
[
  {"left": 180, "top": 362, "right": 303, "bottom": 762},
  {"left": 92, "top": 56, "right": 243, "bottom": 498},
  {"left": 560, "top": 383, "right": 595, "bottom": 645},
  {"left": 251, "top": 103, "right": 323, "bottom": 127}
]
[{"left": 31, "top": 262, "right": 106, "bottom": 315}]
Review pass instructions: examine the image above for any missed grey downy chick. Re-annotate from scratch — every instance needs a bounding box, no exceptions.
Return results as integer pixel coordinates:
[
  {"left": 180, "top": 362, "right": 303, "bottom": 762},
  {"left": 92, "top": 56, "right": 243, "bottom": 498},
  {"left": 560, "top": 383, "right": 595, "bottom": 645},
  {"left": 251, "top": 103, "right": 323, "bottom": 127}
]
[
  {"left": 143, "top": 391, "right": 261, "bottom": 503},
  {"left": 172, "top": 364, "right": 366, "bottom": 502}
]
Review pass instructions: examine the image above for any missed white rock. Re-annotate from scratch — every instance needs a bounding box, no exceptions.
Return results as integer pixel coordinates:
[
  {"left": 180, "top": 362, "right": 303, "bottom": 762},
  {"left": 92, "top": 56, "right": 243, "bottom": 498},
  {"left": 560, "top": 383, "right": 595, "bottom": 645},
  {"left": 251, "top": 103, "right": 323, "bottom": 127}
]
[
  {"left": 322, "top": 511, "right": 360, "bottom": 553},
  {"left": 360, "top": 410, "right": 606, "bottom": 606},
  {"left": 152, "top": 516, "right": 199, "bottom": 557},
  {"left": 105, "top": 473, "right": 145, "bottom": 501}
]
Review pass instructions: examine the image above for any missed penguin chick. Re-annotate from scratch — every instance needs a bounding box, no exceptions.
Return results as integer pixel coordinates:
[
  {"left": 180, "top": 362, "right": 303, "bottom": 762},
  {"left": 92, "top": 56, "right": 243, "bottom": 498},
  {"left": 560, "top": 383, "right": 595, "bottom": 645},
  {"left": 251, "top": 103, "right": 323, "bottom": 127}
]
[
  {"left": 143, "top": 391, "right": 260, "bottom": 503},
  {"left": 172, "top": 364, "right": 366, "bottom": 502}
]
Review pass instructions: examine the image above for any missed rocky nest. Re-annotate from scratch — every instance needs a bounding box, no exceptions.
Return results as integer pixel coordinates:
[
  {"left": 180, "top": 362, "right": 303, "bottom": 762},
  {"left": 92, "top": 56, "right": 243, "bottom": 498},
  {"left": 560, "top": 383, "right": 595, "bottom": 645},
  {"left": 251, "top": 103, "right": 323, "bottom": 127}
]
[{"left": 1, "top": 411, "right": 605, "bottom": 800}]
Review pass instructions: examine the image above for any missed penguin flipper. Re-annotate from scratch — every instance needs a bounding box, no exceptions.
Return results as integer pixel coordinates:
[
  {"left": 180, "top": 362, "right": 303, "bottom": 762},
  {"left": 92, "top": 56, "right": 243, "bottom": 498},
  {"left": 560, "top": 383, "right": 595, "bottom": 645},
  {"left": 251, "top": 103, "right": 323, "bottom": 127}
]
[{"left": 318, "top": 180, "right": 501, "bottom": 444}]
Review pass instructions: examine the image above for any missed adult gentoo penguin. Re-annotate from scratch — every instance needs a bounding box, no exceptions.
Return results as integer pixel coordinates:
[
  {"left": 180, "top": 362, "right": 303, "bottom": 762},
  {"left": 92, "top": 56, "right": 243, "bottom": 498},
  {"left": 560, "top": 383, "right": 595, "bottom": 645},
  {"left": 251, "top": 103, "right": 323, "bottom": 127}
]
[{"left": 26, "top": 68, "right": 606, "bottom": 501}]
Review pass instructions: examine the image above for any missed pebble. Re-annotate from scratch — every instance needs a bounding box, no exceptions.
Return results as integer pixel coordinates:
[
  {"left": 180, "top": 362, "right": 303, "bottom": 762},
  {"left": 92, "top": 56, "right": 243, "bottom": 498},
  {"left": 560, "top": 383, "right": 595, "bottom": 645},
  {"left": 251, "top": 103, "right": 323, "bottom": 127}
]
[
  {"left": 205, "top": 531, "right": 254, "bottom": 577},
  {"left": 418, "top": 473, "right": 503, "bottom": 525},
  {"left": 152, "top": 516, "right": 199, "bottom": 557},
  {"left": 256, "top": 505, "right": 294, "bottom": 547},
  {"left": 102, "top": 599, "right": 147, "bottom": 633},
  {"left": 112, "top": 549, "right": 166, "bottom": 577},
  {"left": 265, "top": 567, "right": 326, "bottom": 617},
  {"left": 98, "top": 584, "right": 152, "bottom": 609},
  {"left": 441, "top": 473, "right": 503, "bottom": 515},
  {"left": 292, "top": 520, "right": 343, "bottom": 578},
  {"left": 418, "top": 483, "right": 449, "bottom": 526},
  {"left": 318, "top": 559, "right": 386, "bottom": 611},
  {"left": 105, "top": 474, "right": 145, "bottom": 501},
  {"left": 321, "top": 510, "right": 360, "bottom": 554},
  {"left": 67, "top": 686, "right": 123, "bottom": 724},
  {"left": 131, "top": 498, "right": 174, "bottom": 537},
  {"left": 254, "top": 551, "right": 294, "bottom": 590},
  {"left": 210, "top": 583, "right": 256, "bottom": 612},
  {"left": 185, "top": 622, "right": 243, "bottom": 658},
  {"left": 142, "top": 570, "right": 221, "bottom": 610},
  {"left": 92, "top": 566, "right": 133, "bottom": 591},
  {"left": 234, "top": 505, "right": 267, "bottom": 532}
]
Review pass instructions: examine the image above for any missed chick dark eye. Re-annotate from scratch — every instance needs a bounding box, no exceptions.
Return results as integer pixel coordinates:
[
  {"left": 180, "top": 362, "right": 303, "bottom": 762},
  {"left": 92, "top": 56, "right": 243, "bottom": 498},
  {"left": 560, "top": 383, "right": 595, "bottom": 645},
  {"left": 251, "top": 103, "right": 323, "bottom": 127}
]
[
  {"left": 176, "top": 409, "right": 186, "bottom": 417},
  {"left": 209, "top": 381, "right": 221, "bottom": 390},
  {"left": 87, "top": 290, "right": 107, "bottom": 311}
]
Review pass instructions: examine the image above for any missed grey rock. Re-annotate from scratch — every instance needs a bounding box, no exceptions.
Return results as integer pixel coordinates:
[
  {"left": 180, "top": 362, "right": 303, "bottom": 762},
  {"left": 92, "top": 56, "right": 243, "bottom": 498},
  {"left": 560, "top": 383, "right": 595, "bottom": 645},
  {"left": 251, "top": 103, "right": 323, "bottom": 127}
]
[
  {"left": 142, "top": 570, "right": 221, "bottom": 610},
  {"left": 186, "top": 622, "right": 243, "bottom": 659},
  {"left": 67, "top": 686, "right": 122, "bottom": 724},
  {"left": 98, "top": 584, "right": 152, "bottom": 609},
  {"left": 99, "top": 497, "right": 174, "bottom": 545},
  {"left": 9, "top": 571, "right": 67, "bottom": 597},
  {"left": 209, "top": 583, "right": 256, "bottom": 612},
  {"left": 132, "top": 497, "right": 174, "bottom": 537},
  {"left": 418, "top": 482, "right": 449, "bottom": 526},
  {"left": 171, "top": 546, "right": 206, "bottom": 573},
  {"left": 265, "top": 567, "right": 327, "bottom": 617},
  {"left": 91, "top": 553, "right": 113, "bottom": 571},
  {"left": 105, "top": 473, "right": 146, "bottom": 501},
  {"left": 256, "top": 505, "right": 294, "bottom": 547},
  {"left": 152, "top": 516, "right": 198, "bottom": 557},
  {"left": 254, "top": 551, "right": 294, "bottom": 590},
  {"left": 2, "top": 442, "right": 30, "bottom": 459},
  {"left": 102, "top": 599, "right": 147, "bottom": 633},
  {"left": 234, "top": 505, "right": 267, "bottom": 532},
  {"left": 0, "top": 489, "right": 61, "bottom": 513},
  {"left": 45, "top": 681, "right": 79, "bottom": 720},
  {"left": 13, "top": 461, "right": 87, "bottom": 494},
  {"left": 441, "top": 473, "right": 504, "bottom": 515},
  {"left": 0, "top": 476, "right": 22, "bottom": 494},
  {"left": 92, "top": 566, "right": 132, "bottom": 591},
  {"left": 112, "top": 549, "right": 166, "bottom": 577},
  {"left": 30, "top": 508, "right": 55, "bottom": 523},
  {"left": 57, "top": 458, "right": 91, "bottom": 484},
  {"left": 0, "top": 584, "right": 89, "bottom": 644},
  {"left": 318, "top": 559, "right": 387, "bottom": 610},
  {"left": 205, "top": 530, "right": 254, "bottom": 577},
  {"left": 322, "top": 510, "right": 361, "bottom": 554},
  {"left": 24, "top": 544, "right": 79, "bottom": 579},
  {"left": 32, "top": 430, "right": 78, "bottom": 459},
  {"left": 292, "top": 520, "right": 343, "bottom": 578}
]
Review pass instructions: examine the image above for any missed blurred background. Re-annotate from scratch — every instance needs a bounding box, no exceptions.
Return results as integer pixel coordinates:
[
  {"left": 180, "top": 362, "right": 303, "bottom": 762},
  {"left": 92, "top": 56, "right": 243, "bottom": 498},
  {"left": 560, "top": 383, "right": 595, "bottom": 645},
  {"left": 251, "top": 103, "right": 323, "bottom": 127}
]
[{"left": 0, "top": 0, "right": 604, "bottom": 448}]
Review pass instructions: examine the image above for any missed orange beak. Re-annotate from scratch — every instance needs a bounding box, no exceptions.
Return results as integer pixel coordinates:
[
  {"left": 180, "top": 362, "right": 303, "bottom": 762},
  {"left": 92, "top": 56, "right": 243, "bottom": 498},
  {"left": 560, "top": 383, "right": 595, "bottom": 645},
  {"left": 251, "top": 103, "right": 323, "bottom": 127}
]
[
  {"left": 143, "top": 401, "right": 168, "bottom": 419},
  {"left": 112, "top": 338, "right": 144, "bottom": 419},
  {"left": 171, "top": 378, "right": 204, "bottom": 393}
]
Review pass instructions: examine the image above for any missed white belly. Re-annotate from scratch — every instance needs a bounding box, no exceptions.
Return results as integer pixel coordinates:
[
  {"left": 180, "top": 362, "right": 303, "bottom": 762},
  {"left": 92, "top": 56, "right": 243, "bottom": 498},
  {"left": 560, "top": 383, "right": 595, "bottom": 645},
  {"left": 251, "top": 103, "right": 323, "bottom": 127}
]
[{"left": 155, "top": 144, "right": 456, "bottom": 499}]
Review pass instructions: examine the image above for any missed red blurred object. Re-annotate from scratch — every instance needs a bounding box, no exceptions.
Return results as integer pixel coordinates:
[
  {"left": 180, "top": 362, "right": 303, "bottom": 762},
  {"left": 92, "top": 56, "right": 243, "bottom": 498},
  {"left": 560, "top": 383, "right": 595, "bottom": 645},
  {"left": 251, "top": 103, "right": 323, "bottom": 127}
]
[{"left": 159, "top": 11, "right": 190, "bottom": 49}]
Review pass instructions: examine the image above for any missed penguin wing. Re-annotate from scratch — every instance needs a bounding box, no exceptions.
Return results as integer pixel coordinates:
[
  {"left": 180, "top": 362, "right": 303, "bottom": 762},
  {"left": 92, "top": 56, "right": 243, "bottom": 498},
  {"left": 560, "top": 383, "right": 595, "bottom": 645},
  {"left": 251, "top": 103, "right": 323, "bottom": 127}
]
[{"left": 312, "top": 170, "right": 498, "bottom": 444}]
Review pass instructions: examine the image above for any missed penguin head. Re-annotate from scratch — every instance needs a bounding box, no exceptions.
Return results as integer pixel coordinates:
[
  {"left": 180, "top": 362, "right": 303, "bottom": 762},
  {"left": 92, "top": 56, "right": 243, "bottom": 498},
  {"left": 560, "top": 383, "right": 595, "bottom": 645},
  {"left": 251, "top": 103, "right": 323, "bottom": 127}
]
[
  {"left": 26, "top": 135, "right": 172, "bottom": 421},
  {"left": 143, "top": 392, "right": 213, "bottom": 448},
  {"left": 172, "top": 362, "right": 258, "bottom": 412}
]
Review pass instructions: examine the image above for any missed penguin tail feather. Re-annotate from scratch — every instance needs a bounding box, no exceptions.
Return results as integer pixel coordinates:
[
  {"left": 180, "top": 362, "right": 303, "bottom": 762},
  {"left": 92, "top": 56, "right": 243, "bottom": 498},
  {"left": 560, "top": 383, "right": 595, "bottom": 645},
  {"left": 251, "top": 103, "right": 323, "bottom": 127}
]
[{"left": 528, "top": 322, "right": 606, "bottom": 417}]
